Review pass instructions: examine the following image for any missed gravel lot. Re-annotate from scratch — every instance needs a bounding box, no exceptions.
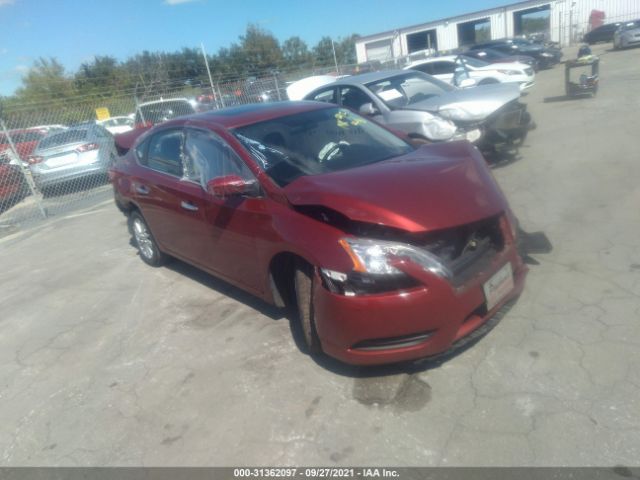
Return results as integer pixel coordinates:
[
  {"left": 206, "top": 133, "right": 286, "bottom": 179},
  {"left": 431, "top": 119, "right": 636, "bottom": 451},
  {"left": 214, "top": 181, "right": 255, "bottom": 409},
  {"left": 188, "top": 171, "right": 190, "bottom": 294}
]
[{"left": 1, "top": 43, "right": 639, "bottom": 467}]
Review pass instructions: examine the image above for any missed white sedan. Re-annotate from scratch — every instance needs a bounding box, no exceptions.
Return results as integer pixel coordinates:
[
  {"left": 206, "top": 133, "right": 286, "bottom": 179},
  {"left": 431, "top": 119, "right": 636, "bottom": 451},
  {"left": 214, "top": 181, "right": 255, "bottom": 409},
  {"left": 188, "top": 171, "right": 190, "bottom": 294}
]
[
  {"left": 96, "top": 116, "right": 134, "bottom": 135},
  {"left": 404, "top": 55, "right": 535, "bottom": 91}
]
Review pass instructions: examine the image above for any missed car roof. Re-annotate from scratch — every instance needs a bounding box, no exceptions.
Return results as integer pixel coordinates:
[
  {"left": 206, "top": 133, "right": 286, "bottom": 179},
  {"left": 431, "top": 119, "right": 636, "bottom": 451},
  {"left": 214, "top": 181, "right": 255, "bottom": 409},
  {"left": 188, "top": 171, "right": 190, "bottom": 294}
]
[
  {"left": 321, "top": 70, "right": 417, "bottom": 86},
  {"left": 163, "top": 101, "right": 335, "bottom": 129},
  {"left": 3, "top": 128, "right": 47, "bottom": 135},
  {"left": 408, "top": 56, "right": 457, "bottom": 66},
  {"left": 139, "top": 98, "right": 190, "bottom": 107}
]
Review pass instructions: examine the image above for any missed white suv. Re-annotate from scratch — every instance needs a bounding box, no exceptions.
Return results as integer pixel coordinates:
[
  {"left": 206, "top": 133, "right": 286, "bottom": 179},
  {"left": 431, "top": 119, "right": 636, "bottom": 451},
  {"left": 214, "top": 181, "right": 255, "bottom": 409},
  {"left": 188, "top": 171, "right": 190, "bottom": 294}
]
[{"left": 405, "top": 55, "right": 535, "bottom": 91}]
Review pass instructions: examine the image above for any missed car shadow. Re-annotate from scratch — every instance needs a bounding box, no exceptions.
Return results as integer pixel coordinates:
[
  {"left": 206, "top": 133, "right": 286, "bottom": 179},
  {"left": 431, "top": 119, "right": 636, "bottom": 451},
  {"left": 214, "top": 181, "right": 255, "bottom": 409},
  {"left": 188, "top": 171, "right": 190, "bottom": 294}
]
[
  {"left": 149, "top": 251, "right": 287, "bottom": 322},
  {"left": 127, "top": 236, "right": 519, "bottom": 379},
  {"left": 484, "top": 149, "right": 523, "bottom": 169}
]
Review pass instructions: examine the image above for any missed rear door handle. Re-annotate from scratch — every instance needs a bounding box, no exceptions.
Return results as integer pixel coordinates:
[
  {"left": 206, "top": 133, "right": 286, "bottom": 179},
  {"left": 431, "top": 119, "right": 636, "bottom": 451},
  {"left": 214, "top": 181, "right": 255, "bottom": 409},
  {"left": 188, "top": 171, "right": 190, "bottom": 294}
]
[
  {"left": 136, "top": 185, "right": 150, "bottom": 195},
  {"left": 181, "top": 201, "right": 199, "bottom": 212}
]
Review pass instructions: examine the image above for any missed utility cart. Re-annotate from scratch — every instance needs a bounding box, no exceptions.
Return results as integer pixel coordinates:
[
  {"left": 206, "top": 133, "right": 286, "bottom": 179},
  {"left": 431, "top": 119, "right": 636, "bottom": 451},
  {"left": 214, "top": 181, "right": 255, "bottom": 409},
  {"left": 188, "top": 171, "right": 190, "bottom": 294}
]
[{"left": 565, "top": 57, "right": 599, "bottom": 97}]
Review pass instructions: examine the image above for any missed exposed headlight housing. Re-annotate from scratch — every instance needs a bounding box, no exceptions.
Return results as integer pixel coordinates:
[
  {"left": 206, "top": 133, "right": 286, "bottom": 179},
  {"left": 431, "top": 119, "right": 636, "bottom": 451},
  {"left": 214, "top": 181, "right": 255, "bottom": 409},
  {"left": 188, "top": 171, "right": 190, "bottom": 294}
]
[
  {"left": 423, "top": 116, "right": 457, "bottom": 141},
  {"left": 339, "top": 238, "right": 452, "bottom": 279},
  {"left": 541, "top": 52, "right": 553, "bottom": 58}
]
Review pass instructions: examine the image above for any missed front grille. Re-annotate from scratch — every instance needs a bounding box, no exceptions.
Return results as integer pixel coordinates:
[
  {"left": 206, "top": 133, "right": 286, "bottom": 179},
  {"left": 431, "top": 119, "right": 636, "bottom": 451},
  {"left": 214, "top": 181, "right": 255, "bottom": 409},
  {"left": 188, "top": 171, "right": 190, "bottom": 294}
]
[
  {"left": 490, "top": 100, "right": 526, "bottom": 130},
  {"left": 410, "top": 215, "right": 504, "bottom": 286}
]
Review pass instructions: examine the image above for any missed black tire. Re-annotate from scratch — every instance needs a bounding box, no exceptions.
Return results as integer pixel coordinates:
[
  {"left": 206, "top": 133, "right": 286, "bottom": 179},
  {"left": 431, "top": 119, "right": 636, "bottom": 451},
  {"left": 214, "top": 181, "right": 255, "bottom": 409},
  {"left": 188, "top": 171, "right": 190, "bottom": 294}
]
[
  {"left": 129, "top": 211, "right": 166, "bottom": 267},
  {"left": 294, "top": 263, "right": 322, "bottom": 355}
]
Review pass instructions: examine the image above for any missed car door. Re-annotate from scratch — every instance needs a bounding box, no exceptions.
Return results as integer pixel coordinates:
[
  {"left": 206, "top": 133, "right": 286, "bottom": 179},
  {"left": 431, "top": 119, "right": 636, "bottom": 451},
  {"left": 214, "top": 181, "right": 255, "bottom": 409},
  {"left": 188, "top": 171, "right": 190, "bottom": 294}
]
[
  {"left": 132, "top": 127, "right": 211, "bottom": 265},
  {"left": 182, "top": 127, "right": 269, "bottom": 294}
]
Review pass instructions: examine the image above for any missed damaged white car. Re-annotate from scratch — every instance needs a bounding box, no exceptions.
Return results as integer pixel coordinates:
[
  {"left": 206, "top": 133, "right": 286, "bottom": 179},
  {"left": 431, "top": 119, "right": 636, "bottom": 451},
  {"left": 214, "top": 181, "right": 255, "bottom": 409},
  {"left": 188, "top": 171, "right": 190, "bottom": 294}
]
[{"left": 303, "top": 70, "right": 534, "bottom": 152}]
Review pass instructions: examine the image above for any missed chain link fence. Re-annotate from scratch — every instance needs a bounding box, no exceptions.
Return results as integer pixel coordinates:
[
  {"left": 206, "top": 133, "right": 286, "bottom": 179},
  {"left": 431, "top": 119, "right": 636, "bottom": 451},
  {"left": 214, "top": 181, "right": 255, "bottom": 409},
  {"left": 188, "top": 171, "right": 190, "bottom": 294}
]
[
  {"left": 0, "top": 70, "right": 296, "bottom": 235},
  {"left": 2, "top": 9, "right": 639, "bottom": 235}
]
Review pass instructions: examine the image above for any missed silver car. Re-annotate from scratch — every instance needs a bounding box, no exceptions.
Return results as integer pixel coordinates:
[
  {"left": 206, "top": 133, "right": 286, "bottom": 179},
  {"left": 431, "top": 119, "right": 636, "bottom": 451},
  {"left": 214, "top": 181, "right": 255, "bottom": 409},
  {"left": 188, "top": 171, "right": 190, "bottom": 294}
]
[
  {"left": 29, "top": 124, "right": 117, "bottom": 190},
  {"left": 613, "top": 20, "right": 640, "bottom": 49},
  {"left": 303, "top": 70, "right": 533, "bottom": 151}
]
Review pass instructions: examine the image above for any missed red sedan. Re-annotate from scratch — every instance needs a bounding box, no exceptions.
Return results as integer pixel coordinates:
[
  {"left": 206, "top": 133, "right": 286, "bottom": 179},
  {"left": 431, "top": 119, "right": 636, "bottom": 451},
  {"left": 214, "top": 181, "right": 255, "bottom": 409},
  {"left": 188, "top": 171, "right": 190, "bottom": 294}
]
[{"left": 109, "top": 101, "right": 527, "bottom": 366}]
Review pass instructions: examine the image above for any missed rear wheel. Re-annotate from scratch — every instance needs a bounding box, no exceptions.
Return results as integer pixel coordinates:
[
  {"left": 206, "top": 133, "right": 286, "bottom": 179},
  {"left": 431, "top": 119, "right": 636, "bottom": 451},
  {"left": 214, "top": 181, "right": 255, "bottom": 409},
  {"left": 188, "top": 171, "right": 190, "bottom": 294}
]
[
  {"left": 130, "top": 211, "right": 166, "bottom": 267},
  {"left": 294, "top": 263, "right": 322, "bottom": 355}
]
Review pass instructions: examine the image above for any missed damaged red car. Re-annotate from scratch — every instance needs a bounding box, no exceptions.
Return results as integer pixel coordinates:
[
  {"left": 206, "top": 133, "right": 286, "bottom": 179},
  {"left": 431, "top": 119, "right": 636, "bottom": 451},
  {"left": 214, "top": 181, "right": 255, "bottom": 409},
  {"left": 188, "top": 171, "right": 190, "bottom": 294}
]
[{"left": 109, "top": 102, "right": 527, "bottom": 365}]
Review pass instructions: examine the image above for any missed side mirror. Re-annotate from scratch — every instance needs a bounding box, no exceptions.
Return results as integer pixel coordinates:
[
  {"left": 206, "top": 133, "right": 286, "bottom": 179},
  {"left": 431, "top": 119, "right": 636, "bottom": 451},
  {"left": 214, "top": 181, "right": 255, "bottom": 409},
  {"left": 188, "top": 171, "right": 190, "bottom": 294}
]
[
  {"left": 359, "top": 102, "right": 378, "bottom": 116},
  {"left": 207, "top": 175, "right": 258, "bottom": 197},
  {"left": 458, "top": 78, "right": 477, "bottom": 88}
]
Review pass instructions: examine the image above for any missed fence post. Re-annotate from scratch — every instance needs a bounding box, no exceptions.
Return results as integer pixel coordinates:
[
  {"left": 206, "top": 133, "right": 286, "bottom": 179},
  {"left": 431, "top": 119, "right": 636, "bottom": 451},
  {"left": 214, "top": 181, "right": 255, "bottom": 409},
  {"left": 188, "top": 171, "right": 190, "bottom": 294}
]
[
  {"left": 200, "top": 42, "right": 218, "bottom": 107},
  {"left": 0, "top": 118, "right": 47, "bottom": 219},
  {"left": 273, "top": 72, "right": 282, "bottom": 101}
]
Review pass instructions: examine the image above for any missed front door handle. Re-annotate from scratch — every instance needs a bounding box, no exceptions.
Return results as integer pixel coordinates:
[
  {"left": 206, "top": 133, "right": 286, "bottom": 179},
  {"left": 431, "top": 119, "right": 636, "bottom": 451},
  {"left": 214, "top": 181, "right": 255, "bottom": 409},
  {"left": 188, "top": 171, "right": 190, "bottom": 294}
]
[
  {"left": 181, "top": 200, "right": 199, "bottom": 212},
  {"left": 136, "top": 184, "right": 150, "bottom": 195}
]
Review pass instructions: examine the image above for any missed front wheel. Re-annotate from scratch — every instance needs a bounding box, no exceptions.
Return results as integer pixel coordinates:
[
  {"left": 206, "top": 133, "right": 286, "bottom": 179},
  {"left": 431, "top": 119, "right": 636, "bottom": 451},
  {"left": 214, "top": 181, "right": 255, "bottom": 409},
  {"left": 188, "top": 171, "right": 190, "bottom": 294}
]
[
  {"left": 294, "top": 263, "right": 322, "bottom": 355},
  {"left": 129, "top": 211, "right": 166, "bottom": 267}
]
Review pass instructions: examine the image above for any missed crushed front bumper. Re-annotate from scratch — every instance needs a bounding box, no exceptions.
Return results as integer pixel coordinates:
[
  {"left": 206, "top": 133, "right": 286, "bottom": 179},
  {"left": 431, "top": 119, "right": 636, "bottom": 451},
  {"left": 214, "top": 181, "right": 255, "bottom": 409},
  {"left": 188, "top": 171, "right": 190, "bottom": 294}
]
[{"left": 312, "top": 244, "right": 527, "bottom": 366}]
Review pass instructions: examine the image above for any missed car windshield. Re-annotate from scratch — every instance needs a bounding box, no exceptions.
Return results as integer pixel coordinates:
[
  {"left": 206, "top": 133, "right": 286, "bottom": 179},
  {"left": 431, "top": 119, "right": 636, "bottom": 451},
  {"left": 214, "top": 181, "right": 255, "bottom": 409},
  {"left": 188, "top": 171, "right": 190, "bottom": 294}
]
[
  {"left": 365, "top": 71, "right": 454, "bottom": 109},
  {"left": 38, "top": 130, "right": 88, "bottom": 149},
  {"left": 620, "top": 21, "right": 640, "bottom": 31},
  {"left": 233, "top": 107, "right": 413, "bottom": 187},
  {"left": 137, "top": 100, "right": 195, "bottom": 124}
]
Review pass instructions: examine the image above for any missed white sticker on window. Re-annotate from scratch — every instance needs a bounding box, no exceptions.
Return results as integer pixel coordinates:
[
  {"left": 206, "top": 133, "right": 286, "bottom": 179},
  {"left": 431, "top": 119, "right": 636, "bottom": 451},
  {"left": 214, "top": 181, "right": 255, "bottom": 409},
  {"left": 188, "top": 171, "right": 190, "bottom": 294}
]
[{"left": 377, "top": 89, "right": 403, "bottom": 101}]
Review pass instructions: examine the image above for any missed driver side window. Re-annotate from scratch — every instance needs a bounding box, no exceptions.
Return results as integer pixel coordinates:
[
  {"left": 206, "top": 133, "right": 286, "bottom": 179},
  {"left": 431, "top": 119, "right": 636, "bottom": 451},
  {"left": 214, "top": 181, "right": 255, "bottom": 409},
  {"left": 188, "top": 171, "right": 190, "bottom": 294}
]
[
  {"left": 339, "top": 87, "right": 372, "bottom": 112},
  {"left": 183, "top": 128, "right": 255, "bottom": 188}
]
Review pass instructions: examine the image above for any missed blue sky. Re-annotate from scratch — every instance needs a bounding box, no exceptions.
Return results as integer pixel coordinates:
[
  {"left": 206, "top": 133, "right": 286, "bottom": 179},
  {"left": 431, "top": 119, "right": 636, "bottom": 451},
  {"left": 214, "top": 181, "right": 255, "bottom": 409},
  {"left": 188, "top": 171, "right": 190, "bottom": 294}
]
[{"left": 0, "top": 0, "right": 514, "bottom": 96}]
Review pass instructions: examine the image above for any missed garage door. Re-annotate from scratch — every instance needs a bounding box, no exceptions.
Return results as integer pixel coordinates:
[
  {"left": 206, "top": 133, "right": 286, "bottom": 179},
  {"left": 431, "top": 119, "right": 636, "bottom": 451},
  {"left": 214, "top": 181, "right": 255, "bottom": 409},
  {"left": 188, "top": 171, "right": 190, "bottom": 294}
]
[{"left": 365, "top": 39, "right": 393, "bottom": 62}]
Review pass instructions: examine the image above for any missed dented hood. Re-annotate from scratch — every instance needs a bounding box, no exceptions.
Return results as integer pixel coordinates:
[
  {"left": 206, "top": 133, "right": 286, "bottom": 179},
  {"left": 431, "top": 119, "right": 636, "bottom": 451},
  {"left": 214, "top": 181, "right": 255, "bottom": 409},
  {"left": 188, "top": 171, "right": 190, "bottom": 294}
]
[
  {"left": 283, "top": 141, "right": 507, "bottom": 233},
  {"left": 409, "top": 82, "right": 521, "bottom": 122}
]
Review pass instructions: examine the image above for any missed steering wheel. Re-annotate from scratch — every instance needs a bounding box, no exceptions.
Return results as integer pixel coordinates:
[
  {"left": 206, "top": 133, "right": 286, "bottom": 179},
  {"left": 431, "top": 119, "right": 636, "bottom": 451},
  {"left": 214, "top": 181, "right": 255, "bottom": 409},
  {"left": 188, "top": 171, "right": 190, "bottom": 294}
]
[{"left": 318, "top": 141, "right": 349, "bottom": 163}]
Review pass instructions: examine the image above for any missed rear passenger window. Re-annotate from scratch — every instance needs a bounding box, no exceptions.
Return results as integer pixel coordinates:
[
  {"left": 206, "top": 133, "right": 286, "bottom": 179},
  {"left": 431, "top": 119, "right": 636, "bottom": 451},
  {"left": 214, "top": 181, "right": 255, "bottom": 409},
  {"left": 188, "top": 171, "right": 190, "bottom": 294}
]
[{"left": 146, "top": 129, "right": 184, "bottom": 177}]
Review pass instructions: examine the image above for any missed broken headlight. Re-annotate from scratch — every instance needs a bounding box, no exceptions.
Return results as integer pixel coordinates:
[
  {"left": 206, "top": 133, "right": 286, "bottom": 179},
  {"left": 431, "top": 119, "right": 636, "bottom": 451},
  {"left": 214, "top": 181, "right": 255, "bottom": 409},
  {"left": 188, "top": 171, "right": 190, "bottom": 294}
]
[
  {"left": 319, "top": 238, "right": 453, "bottom": 296},
  {"left": 339, "top": 238, "right": 452, "bottom": 279}
]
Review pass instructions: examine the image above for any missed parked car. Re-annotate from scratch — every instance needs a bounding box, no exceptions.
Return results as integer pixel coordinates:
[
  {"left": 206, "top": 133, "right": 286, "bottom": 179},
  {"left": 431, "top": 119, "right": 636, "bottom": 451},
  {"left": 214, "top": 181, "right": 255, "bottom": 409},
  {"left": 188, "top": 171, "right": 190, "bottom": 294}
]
[
  {"left": 287, "top": 75, "right": 340, "bottom": 101},
  {"left": 405, "top": 55, "right": 535, "bottom": 91},
  {"left": 0, "top": 148, "right": 27, "bottom": 206},
  {"left": 470, "top": 39, "right": 562, "bottom": 69},
  {"left": 109, "top": 101, "right": 527, "bottom": 365},
  {"left": 613, "top": 20, "right": 640, "bottom": 49},
  {"left": 97, "top": 116, "right": 134, "bottom": 135},
  {"left": 463, "top": 47, "right": 539, "bottom": 71},
  {"left": 134, "top": 98, "right": 196, "bottom": 128},
  {"left": 303, "top": 70, "right": 533, "bottom": 151},
  {"left": 0, "top": 128, "right": 49, "bottom": 162},
  {"left": 28, "top": 124, "right": 117, "bottom": 190},
  {"left": 583, "top": 22, "right": 622, "bottom": 44},
  {"left": 29, "top": 124, "right": 68, "bottom": 134}
]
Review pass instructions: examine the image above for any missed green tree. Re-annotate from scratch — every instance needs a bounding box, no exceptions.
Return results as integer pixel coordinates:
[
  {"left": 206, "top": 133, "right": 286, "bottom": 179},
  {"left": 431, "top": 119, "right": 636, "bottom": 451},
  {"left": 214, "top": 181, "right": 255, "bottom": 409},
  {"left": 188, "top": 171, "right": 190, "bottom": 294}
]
[
  {"left": 336, "top": 34, "right": 360, "bottom": 65},
  {"left": 240, "top": 24, "right": 284, "bottom": 74},
  {"left": 75, "top": 55, "right": 121, "bottom": 96},
  {"left": 16, "top": 57, "right": 75, "bottom": 102},
  {"left": 282, "top": 36, "right": 311, "bottom": 68},
  {"left": 312, "top": 36, "right": 336, "bottom": 68}
]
